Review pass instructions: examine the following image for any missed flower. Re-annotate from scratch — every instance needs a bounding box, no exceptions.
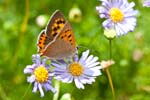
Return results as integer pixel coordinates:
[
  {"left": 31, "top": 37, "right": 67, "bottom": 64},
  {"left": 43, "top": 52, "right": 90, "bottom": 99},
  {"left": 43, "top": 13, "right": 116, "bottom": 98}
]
[
  {"left": 52, "top": 50, "right": 102, "bottom": 89},
  {"left": 24, "top": 54, "right": 56, "bottom": 97},
  {"left": 100, "top": 60, "right": 115, "bottom": 69},
  {"left": 143, "top": 0, "right": 150, "bottom": 7},
  {"left": 104, "top": 28, "right": 116, "bottom": 39},
  {"left": 69, "top": 6, "right": 82, "bottom": 23},
  {"left": 96, "top": 0, "right": 138, "bottom": 36}
]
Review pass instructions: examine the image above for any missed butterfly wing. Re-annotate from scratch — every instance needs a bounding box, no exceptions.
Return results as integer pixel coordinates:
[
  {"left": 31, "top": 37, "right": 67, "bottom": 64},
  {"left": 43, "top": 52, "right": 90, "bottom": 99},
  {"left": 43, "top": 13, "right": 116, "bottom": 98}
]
[
  {"left": 37, "top": 30, "right": 52, "bottom": 54},
  {"left": 37, "top": 10, "right": 66, "bottom": 55},
  {"left": 46, "top": 10, "right": 66, "bottom": 40},
  {"left": 42, "top": 22, "right": 76, "bottom": 59}
]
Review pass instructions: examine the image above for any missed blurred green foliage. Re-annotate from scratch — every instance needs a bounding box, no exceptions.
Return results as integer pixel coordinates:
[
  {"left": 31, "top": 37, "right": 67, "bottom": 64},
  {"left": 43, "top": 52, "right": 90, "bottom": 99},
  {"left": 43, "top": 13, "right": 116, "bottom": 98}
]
[{"left": 0, "top": 0, "right": 150, "bottom": 100}]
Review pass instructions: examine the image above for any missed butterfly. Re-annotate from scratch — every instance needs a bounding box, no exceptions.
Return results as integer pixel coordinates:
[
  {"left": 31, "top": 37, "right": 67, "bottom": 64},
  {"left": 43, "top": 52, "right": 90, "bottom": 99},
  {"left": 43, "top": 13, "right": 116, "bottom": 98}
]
[{"left": 37, "top": 10, "right": 76, "bottom": 59}]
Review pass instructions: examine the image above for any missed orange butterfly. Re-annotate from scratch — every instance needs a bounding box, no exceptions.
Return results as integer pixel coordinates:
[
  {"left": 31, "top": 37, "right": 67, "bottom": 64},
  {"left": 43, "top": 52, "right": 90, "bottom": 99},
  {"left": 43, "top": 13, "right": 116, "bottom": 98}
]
[{"left": 37, "top": 10, "right": 76, "bottom": 59}]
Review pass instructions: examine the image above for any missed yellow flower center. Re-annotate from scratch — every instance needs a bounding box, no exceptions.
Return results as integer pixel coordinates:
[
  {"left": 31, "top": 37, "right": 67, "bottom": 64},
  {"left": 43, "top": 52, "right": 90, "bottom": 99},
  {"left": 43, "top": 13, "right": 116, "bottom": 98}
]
[
  {"left": 68, "top": 62, "right": 83, "bottom": 76},
  {"left": 109, "top": 7, "right": 124, "bottom": 23},
  {"left": 34, "top": 66, "right": 49, "bottom": 83}
]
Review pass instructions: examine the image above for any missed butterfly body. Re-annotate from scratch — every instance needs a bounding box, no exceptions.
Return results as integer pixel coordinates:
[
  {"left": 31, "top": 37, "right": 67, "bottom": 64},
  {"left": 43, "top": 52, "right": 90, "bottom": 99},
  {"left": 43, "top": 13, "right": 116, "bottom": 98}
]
[{"left": 37, "top": 10, "right": 76, "bottom": 59}]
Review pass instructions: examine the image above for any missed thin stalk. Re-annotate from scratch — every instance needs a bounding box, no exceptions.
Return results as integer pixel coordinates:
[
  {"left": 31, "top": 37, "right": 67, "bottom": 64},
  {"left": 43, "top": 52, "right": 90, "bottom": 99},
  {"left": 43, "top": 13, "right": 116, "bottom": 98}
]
[
  {"left": 53, "top": 81, "right": 60, "bottom": 100},
  {"left": 21, "top": 83, "right": 32, "bottom": 100},
  {"left": 105, "top": 39, "right": 115, "bottom": 100}
]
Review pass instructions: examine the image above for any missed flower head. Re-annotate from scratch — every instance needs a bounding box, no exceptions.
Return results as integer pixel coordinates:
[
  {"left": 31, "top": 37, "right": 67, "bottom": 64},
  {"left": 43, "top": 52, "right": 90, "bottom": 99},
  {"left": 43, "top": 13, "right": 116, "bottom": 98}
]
[
  {"left": 100, "top": 60, "right": 115, "bottom": 69},
  {"left": 24, "top": 54, "right": 56, "bottom": 97},
  {"left": 52, "top": 50, "right": 102, "bottom": 89},
  {"left": 143, "top": 0, "right": 150, "bottom": 7},
  {"left": 96, "top": 0, "right": 138, "bottom": 36}
]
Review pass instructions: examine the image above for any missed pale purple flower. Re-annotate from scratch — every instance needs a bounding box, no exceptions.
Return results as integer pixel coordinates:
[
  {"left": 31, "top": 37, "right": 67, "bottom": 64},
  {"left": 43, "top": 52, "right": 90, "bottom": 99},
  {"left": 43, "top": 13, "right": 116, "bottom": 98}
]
[
  {"left": 52, "top": 50, "right": 102, "bottom": 89},
  {"left": 24, "top": 54, "right": 56, "bottom": 97},
  {"left": 143, "top": 0, "right": 150, "bottom": 7},
  {"left": 96, "top": 0, "right": 138, "bottom": 36}
]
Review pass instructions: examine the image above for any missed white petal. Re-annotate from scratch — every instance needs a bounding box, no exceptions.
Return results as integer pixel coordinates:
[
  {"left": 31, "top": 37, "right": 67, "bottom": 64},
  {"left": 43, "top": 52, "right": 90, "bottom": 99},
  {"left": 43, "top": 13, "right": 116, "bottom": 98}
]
[
  {"left": 49, "top": 85, "right": 57, "bottom": 93},
  {"left": 84, "top": 68, "right": 101, "bottom": 76},
  {"left": 79, "top": 50, "right": 89, "bottom": 64},
  {"left": 32, "top": 82, "right": 38, "bottom": 92},
  {"left": 103, "top": 19, "right": 112, "bottom": 28},
  {"left": 85, "top": 57, "right": 99, "bottom": 67},
  {"left": 42, "top": 59, "right": 47, "bottom": 65},
  {"left": 74, "top": 77, "right": 84, "bottom": 89},
  {"left": 27, "top": 75, "right": 35, "bottom": 83},
  {"left": 78, "top": 76, "right": 87, "bottom": 84},
  {"left": 85, "top": 55, "right": 93, "bottom": 64},
  {"left": 62, "top": 75, "right": 73, "bottom": 83},
  {"left": 123, "top": 2, "right": 135, "bottom": 13},
  {"left": 24, "top": 65, "right": 34, "bottom": 74},
  {"left": 87, "top": 62, "right": 100, "bottom": 68},
  {"left": 51, "top": 62, "right": 66, "bottom": 69},
  {"left": 55, "top": 73, "right": 73, "bottom": 83},
  {"left": 38, "top": 84, "right": 44, "bottom": 97}
]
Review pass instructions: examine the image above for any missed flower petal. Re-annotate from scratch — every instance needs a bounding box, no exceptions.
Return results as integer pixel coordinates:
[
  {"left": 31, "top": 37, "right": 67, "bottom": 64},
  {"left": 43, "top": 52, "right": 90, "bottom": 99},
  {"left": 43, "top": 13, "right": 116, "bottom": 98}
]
[
  {"left": 24, "top": 65, "right": 34, "bottom": 74},
  {"left": 74, "top": 77, "right": 84, "bottom": 89},
  {"left": 27, "top": 75, "right": 35, "bottom": 83},
  {"left": 38, "top": 84, "right": 44, "bottom": 97},
  {"left": 43, "top": 83, "right": 56, "bottom": 93},
  {"left": 84, "top": 68, "right": 101, "bottom": 76},
  {"left": 85, "top": 56, "right": 99, "bottom": 67},
  {"left": 32, "top": 82, "right": 38, "bottom": 93},
  {"left": 79, "top": 50, "right": 89, "bottom": 64}
]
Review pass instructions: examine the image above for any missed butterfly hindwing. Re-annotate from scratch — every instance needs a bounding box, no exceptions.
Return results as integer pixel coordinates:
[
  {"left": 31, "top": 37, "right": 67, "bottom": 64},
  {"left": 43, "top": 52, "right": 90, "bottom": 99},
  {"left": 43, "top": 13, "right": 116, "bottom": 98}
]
[{"left": 46, "top": 10, "right": 66, "bottom": 40}]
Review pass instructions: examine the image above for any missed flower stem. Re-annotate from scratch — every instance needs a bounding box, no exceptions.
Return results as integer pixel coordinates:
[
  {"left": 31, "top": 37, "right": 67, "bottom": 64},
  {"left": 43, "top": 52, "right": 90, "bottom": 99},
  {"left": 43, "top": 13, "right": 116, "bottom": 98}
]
[
  {"left": 21, "top": 83, "right": 32, "bottom": 100},
  {"left": 53, "top": 80, "right": 60, "bottom": 100},
  {"left": 106, "top": 39, "right": 115, "bottom": 100}
]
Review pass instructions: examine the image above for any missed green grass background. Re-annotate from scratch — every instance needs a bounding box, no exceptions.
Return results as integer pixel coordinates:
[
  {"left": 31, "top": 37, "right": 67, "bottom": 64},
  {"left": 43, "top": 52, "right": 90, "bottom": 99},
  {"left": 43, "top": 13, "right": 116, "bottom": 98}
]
[{"left": 0, "top": 0, "right": 150, "bottom": 100}]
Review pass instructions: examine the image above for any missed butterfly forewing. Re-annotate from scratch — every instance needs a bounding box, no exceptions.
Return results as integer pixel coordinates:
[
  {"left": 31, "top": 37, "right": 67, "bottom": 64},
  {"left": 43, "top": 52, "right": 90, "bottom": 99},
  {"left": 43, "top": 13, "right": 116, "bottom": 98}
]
[
  {"left": 46, "top": 10, "right": 66, "bottom": 40},
  {"left": 37, "top": 10, "right": 76, "bottom": 59},
  {"left": 58, "top": 22, "right": 76, "bottom": 48}
]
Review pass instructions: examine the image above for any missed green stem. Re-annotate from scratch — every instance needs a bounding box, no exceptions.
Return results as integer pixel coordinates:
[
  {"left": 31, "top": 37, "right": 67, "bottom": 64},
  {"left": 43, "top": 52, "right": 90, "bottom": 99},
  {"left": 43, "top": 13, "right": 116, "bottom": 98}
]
[
  {"left": 53, "top": 81, "right": 60, "bottom": 100},
  {"left": 105, "top": 39, "right": 115, "bottom": 100},
  {"left": 21, "top": 83, "right": 32, "bottom": 100}
]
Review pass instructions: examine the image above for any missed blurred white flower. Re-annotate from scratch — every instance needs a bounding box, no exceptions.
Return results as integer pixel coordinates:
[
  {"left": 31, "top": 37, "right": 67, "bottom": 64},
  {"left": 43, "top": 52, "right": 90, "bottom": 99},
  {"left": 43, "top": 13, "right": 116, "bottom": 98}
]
[
  {"left": 69, "top": 7, "right": 82, "bottom": 23},
  {"left": 100, "top": 60, "right": 115, "bottom": 69},
  {"left": 36, "top": 15, "right": 48, "bottom": 27}
]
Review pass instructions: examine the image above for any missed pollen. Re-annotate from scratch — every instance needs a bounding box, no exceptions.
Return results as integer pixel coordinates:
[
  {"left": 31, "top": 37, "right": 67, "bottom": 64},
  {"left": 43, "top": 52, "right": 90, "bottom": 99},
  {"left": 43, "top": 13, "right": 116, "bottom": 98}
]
[
  {"left": 34, "top": 66, "right": 49, "bottom": 83},
  {"left": 109, "top": 7, "right": 124, "bottom": 23},
  {"left": 68, "top": 62, "right": 83, "bottom": 76}
]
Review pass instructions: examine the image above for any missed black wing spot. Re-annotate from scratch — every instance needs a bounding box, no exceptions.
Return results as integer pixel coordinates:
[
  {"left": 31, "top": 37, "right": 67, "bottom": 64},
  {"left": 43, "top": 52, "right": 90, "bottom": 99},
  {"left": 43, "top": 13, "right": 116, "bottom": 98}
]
[
  {"left": 65, "top": 30, "right": 69, "bottom": 33},
  {"left": 68, "top": 34, "right": 71, "bottom": 38},
  {"left": 57, "top": 26, "right": 60, "bottom": 29},
  {"left": 62, "top": 20, "right": 65, "bottom": 23},
  {"left": 57, "top": 21, "right": 60, "bottom": 24},
  {"left": 61, "top": 36, "right": 64, "bottom": 39},
  {"left": 59, "top": 20, "right": 62, "bottom": 23},
  {"left": 53, "top": 27, "right": 57, "bottom": 31},
  {"left": 53, "top": 32, "right": 57, "bottom": 37},
  {"left": 41, "top": 33, "right": 44, "bottom": 36},
  {"left": 39, "top": 42, "right": 41, "bottom": 44}
]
